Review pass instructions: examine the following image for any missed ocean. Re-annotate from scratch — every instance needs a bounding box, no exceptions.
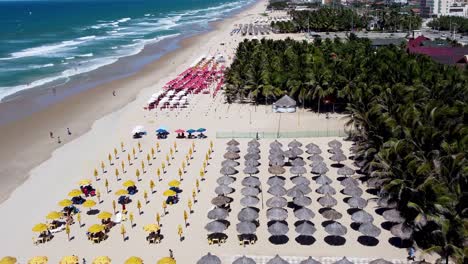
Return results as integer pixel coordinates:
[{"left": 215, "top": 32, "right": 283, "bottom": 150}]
[{"left": 0, "top": 0, "right": 253, "bottom": 102}]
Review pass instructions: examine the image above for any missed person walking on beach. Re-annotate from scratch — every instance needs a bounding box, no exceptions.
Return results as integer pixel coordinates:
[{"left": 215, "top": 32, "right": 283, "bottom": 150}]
[
  {"left": 58, "top": 136, "right": 61, "bottom": 144},
  {"left": 169, "top": 249, "right": 174, "bottom": 259},
  {"left": 49, "top": 131, "right": 54, "bottom": 138},
  {"left": 67, "top": 128, "right": 71, "bottom": 135},
  {"left": 112, "top": 91, "right": 116, "bottom": 96},
  {"left": 407, "top": 247, "right": 415, "bottom": 261}
]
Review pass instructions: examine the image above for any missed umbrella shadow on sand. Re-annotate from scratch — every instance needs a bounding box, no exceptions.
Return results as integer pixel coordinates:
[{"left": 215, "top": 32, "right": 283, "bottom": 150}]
[
  {"left": 295, "top": 235, "right": 316, "bottom": 245},
  {"left": 388, "top": 237, "right": 412, "bottom": 248},
  {"left": 330, "top": 163, "right": 345, "bottom": 168},
  {"left": 321, "top": 220, "right": 337, "bottom": 227},
  {"left": 294, "top": 220, "right": 314, "bottom": 227},
  {"left": 269, "top": 235, "right": 289, "bottom": 244},
  {"left": 347, "top": 208, "right": 361, "bottom": 215},
  {"left": 366, "top": 188, "right": 380, "bottom": 195},
  {"left": 87, "top": 209, "right": 100, "bottom": 215},
  {"left": 267, "top": 220, "right": 288, "bottom": 227},
  {"left": 358, "top": 236, "right": 379, "bottom": 246},
  {"left": 375, "top": 207, "right": 390, "bottom": 215},
  {"left": 350, "top": 222, "right": 361, "bottom": 231},
  {"left": 324, "top": 235, "right": 346, "bottom": 246},
  {"left": 381, "top": 221, "right": 397, "bottom": 231}
]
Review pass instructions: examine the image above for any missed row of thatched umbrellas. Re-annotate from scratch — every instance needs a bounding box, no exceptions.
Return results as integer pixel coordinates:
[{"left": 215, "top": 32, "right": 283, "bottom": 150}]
[
  {"left": 237, "top": 139, "right": 262, "bottom": 243},
  {"left": 196, "top": 253, "right": 395, "bottom": 264}
]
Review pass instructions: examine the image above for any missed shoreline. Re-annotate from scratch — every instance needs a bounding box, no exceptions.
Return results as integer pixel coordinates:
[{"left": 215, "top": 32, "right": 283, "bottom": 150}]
[{"left": 0, "top": 0, "right": 265, "bottom": 204}]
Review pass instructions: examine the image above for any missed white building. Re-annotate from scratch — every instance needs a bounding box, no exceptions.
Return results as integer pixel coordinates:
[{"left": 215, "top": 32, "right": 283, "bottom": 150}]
[
  {"left": 421, "top": 0, "right": 468, "bottom": 17},
  {"left": 447, "top": 2, "right": 468, "bottom": 16}
]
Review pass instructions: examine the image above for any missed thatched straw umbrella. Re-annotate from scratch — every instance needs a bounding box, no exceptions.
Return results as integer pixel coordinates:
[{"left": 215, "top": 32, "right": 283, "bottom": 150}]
[
  {"left": 226, "top": 145, "right": 240, "bottom": 153},
  {"left": 205, "top": 221, "right": 227, "bottom": 233},
  {"left": 286, "top": 188, "right": 304, "bottom": 198},
  {"left": 240, "top": 196, "right": 260, "bottom": 207},
  {"left": 207, "top": 208, "right": 229, "bottom": 220},
  {"left": 236, "top": 221, "right": 257, "bottom": 234},
  {"left": 316, "top": 184, "right": 336, "bottom": 195},
  {"left": 222, "top": 159, "right": 240, "bottom": 167},
  {"left": 328, "top": 139, "right": 342, "bottom": 149},
  {"left": 328, "top": 147, "right": 343, "bottom": 154},
  {"left": 390, "top": 223, "right": 413, "bottom": 240},
  {"left": 267, "top": 222, "right": 289, "bottom": 236},
  {"left": 305, "top": 143, "right": 318, "bottom": 149},
  {"left": 197, "top": 253, "right": 221, "bottom": 264},
  {"left": 291, "top": 158, "right": 306, "bottom": 166},
  {"left": 266, "top": 207, "right": 288, "bottom": 221},
  {"left": 267, "top": 255, "right": 289, "bottom": 264},
  {"left": 220, "top": 166, "right": 237, "bottom": 176},
  {"left": 241, "top": 187, "right": 259, "bottom": 196},
  {"left": 283, "top": 150, "right": 294, "bottom": 159},
  {"left": 247, "top": 147, "right": 260, "bottom": 154},
  {"left": 340, "top": 177, "right": 359, "bottom": 187},
  {"left": 244, "top": 159, "right": 260, "bottom": 167},
  {"left": 318, "top": 194, "right": 338, "bottom": 208},
  {"left": 215, "top": 185, "right": 234, "bottom": 195},
  {"left": 306, "top": 147, "right": 322, "bottom": 155},
  {"left": 330, "top": 153, "right": 347, "bottom": 163},
  {"left": 243, "top": 166, "right": 259, "bottom": 175},
  {"left": 267, "top": 176, "right": 285, "bottom": 186},
  {"left": 290, "top": 184, "right": 312, "bottom": 195},
  {"left": 377, "top": 197, "right": 397, "bottom": 209},
  {"left": 315, "top": 175, "right": 332, "bottom": 185},
  {"left": 337, "top": 166, "right": 355, "bottom": 177},
  {"left": 311, "top": 163, "right": 329, "bottom": 174},
  {"left": 270, "top": 159, "right": 286, "bottom": 167},
  {"left": 369, "top": 259, "right": 392, "bottom": 264},
  {"left": 244, "top": 153, "right": 260, "bottom": 160},
  {"left": 266, "top": 196, "right": 287, "bottom": 208},
  {"left": 332, "top": 257, "right": 353, "bottom": 264},
  {"left": 294, "top": 207, "right": 315, "bottom": 220},
  {"left": 307, "top": 154, "right": 324, "bottom": 162},
  {"left": 270, "top": 140, "right": 283, "bottom": 148},
  {"left": 293, "top": 195, "right": 312, "bottom": 207},
  {"left": 227, "top": 139, "right": 240, "bottom": 146},
  {"left": 291, "top": 176, "right": 311, "bottom": 186},
  {"left": 217, "top": 176, "right": 235, "bottom": 185},
  {"left": 342, "top": 186, "right": 363, "bottom": 197},
  {"left": 382, "top": 209, "right": 404, "bottom": 223},
  {"left": 300, "top": 257, "right": 321, "bottom": 264},
  {"left": 295, "top": 221, "right": 316, "bottom": 236},
  {"left": 268, "top": 166, "right": 286, "bottom": 175},
  {"left": 325, "top": 222, "right": 347, "bottom": 236},
  {"left": 233, "top": 256, "right": 256, "bottom": 264},
  {"left": 248, "top": 139, "right": 260, "bottom": 148},
  {"left": 347, "top": 196, "right": 367, "bottom": 209},
  {"left": 321, "top": 209, "right": 343, "bottom": 220},
  {"left": 290, "top": 166, "right": 307, "bottom": 175},
  {"left": 269, "top": 148, "right": 284, "bottom": 155},
  {"left": 351, "top": 210, "right": 374, "bottom": 223},
  {"left": 267, "top": 185, "right": 287, "bottom": 196},
  {"left": 237, "top": 207, "right": 259, "bottom": 222},
  {"left": 211, "top": 196, "right": 232, "bottom": 206},
  {"left": 242, "top": 176, "right": 260, "bottom": 187},
  {"left": 358, "top": 223, "right": 381, "bottom": 237},
  {"left": 290, "top": 147, "right": 304, "bottom": 156},
  {"left": 288, "top": 139, "right": 303, "bottom": 148},
  {"left": 224, "top": 152, "right": 240, "bottom": 160}
]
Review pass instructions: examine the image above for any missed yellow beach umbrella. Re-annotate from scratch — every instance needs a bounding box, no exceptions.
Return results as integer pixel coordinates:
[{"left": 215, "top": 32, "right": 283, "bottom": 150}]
[
  {"left": 124, "top": 257, "right": 143, "bottom": 264},
  {"left": 157, "top": 257, "right": 176, "bottom": 264},
  {"left": 58, "top": 199, "right": 73, "bottom": 207},
  {"left": 46, "top": 211, "right": 63, "bottom": 220},
  {"left": 28, "top": 256, "right": 48, "bottom": 264},
  {"left": 68, "top": 189, "right": 83, "bottom": 197},
  {"left": 60, "top": 256, "right": 79, "bottom": 264},
  {"left": 97, "top": 211, "right": 112, "bottom": 220},
  {"left": 115, "top": 189, "right": 129, "bottom": 196},
  {"left": 163, "top": 190, "right": 176, "bottom": 197},
  {"left": 92, "top": 256, "right": 111, "bottom": 264},
  {"left": 142, "top": 223, "right": 160, "bottom": 232},
  {"left": 88, "top": 224, "right": 105, "bottom": 234},
  {"left": 78, "top": 179, "right": 92, "bottom": 186},
  {"left": 122, "top": 180, "right": 136, "bottom": 187},
  {"left": 32, "top": 223, "right": 48, "bottom": 233},
  {"left": 0, "top": 257, "right": 17, "bottom": 264},
  {"left": 82, "top": 200, "right": 97, "bottom": 208},
  {"left": 168, "top": 180, "right": 180, "bottom": 187}
]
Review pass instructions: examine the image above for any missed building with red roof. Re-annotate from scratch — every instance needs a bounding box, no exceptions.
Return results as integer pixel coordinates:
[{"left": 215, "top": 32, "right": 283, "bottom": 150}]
[{"left": 407, "top": 36, "right": 468, "bottom": 65}]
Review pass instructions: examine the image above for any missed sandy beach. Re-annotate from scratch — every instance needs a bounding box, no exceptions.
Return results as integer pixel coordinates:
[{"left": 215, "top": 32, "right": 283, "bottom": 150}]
[{"left": 0, "top": 0, "right": 423, "bottom": 263}]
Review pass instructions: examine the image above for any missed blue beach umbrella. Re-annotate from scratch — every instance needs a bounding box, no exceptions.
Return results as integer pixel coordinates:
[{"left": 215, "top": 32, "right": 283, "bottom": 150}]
[
  {"left": 187, "top": 129, "right": 196, "bottom": 134},
  {"left": 197, "top": 128, "right": 206, "bottom": 133},
  {"left": 156, "top": 128, "right": 168, "bottom": 133}
]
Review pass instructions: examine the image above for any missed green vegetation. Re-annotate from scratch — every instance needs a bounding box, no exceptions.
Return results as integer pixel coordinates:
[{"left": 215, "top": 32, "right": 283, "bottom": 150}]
[
  {"left": 270, "top": 7, "right": 421, "bottom": 33},
  {"left": 225, "top": 38, "right": 467, "bottom": 263},
  {"left": 272, "top": 8, "right": 368, "bottom": 32},
  {"left": 428, "top": 16, "right": 468, "bottom": 34},
  {"left": 267, "top": 1, "right": 288, "bottom": 10}
]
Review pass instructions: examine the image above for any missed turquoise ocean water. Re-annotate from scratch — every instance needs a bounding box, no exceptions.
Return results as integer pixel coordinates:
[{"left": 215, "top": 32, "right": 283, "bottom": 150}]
[{"left": 0, "top": 0, "right": 253, "bottom": 101}]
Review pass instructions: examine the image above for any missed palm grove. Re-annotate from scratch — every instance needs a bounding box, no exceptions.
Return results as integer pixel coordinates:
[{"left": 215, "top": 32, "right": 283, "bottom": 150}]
[{"left": 224, "top": 37, "right": 467, "bottom": 263}]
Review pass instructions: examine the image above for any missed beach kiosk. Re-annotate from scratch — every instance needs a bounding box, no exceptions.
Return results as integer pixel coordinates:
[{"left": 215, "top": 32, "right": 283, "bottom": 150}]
[{"left": 273, "top": 95, "right": 296, "bottom": 113}]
